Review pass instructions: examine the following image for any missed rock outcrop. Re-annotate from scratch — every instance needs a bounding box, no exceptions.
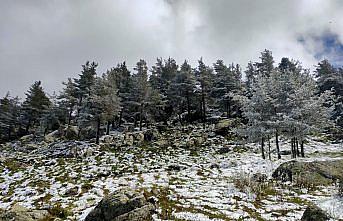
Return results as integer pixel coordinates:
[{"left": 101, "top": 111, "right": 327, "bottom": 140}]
[
  {"left": 272, "top": 159, "right": 343, "bottom": 185},
  {"left": 0, "top": 204, "right": 50, "bottom": 221},
  {"left": 34, "top": 141, "right": 95, "bottom": 158},
  {"left": 85, "top": 188, "right": 155, "bottom": 221},
  {"left": 301, "top": 205, "right": 330, "bottom": 221}
]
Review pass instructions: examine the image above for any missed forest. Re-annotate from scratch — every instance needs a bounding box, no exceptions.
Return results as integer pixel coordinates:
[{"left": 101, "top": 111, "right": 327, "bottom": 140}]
[{"left": 1, "top": 50, "right": 342, "bottom": 158}]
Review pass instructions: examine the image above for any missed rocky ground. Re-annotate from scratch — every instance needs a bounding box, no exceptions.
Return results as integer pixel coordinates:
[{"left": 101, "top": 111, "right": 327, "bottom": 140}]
[{"left": 0, "top": 124, "right": 342, "bottom": 220}]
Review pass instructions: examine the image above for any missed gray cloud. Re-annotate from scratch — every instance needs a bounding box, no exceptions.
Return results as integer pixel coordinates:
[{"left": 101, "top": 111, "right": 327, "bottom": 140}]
[{"left": 1, "top": 0, "right": 343, "bottom": 98}]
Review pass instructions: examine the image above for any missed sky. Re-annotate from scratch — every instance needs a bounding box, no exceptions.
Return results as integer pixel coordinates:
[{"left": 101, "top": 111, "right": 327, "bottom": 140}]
[{"left": 1, "top": 0, "right": 343, "bottom": 98}]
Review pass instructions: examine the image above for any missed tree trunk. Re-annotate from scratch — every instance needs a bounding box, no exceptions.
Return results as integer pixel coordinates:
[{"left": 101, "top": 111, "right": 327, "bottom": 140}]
[
  {"left": 8, "top": 127, "right": 11, "bottom": 141},
  {"left": 186, "top": 91, "right": 191, "bottom": 118},
  {"left": 134, "top": 114, "right": 137, "bottom": 128},
  {"left": 178, "top": 113, "right": 184, "bottom": 127},
  {"left": 261, "top": 137, "right": 266, "bottom": 159},
  {"left": 25, "top": 119, "right": 31, "bottom": 133},
  {"left": 118, "top": 109, "right": 123, "bottom": 127},
  {"left": 96, "top": 117, "right": 101, "bottom": 144},
  {"left": 268, "top": 136, "right": 271, "bottom": 160},
  {"left": 106, "top": 121, "right": 110, "bottom": 135},
  {"left": 300, "top": 140, "right": 305, "bottom": 157},
  {"left": 201, "top": 87, "right": 206, "bottom": 129},
  {"left": 68, "top": 108, "right": 73, "bottom": 126},
  {"left": 296, "top": 138, "right": 300, "bottom": 157},
  {"left": 228, "top": 99, "right": 231, "bottom": 118},
  {"left": 139, "top": 103, "right": 143, "bottom": 131},
  {"left": 275, "top": 131, "right": 281, "bottom": 159},
  {"left": 291, "top": 138, "right": 295, "bottom": 159}
]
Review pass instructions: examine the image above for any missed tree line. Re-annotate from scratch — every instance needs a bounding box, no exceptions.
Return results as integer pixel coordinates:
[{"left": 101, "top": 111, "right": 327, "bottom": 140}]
[{"left": 1, "top": 50, "right": 342, "bottom": 158}]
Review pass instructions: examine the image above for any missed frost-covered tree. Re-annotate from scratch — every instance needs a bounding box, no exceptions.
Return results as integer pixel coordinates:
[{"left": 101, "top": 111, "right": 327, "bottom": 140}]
[
  {"left": 79, "top": 76, "right": 120, "bottom": 144},
  {"left": 39, "top": 92, "right": 65, "bottom": 135},
  {"left": 110, "top": 62, "right": 132, "bottom": 127},
  {"left": 195, "top": 58, "right": 214, "bottom": 128},
  {"left": 21, "top": 81, "right": 51, "bottom": 133},
  {"left": 239, "top": 57, "right": 333, "bottom": 159},
  {"left": 315, "top": 60, "right": 343, "bottom": 136},
  {"left": 0, "top": 93, "right": 20, "bottom": 141},
  {"left": 168, "top": 60, "right": 196, "bottom": 124},
  {"left": 256, "top": 49, "right": 274, "bottom": 78},
  {"left": 59, "top": 78, "right": 78, "bottom": 125},
  {"left": 131, "top": 59, "right": 150, "bottom": 130},
  {"left": 74, "top": 61, "right": 98, "bottom": 104},
  {"left": 212, "top": 60, "right": 242, "bottom": 118}
]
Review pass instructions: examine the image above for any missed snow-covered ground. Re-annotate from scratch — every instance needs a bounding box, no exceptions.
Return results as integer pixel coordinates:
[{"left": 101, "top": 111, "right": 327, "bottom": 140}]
[{"left": 0, "top": 135, "right": 342, "bottom": 220}]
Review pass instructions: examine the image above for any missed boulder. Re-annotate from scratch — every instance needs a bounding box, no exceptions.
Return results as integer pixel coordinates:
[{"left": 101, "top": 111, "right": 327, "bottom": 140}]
[
  {"left": 217, "top": 146, "right": 231, "bottom": 154},
  {"left": 79, "top": 126, "right": 97, "bottom": 140},
  {"left": 301, "top": 205, "right": 330, "bottom": 221},
  {"left": 44, "top": 130, "right": 60, "bottom": 143},
  {"left": 279, "top": 150, "right": 292, "bottom": 155},
  {"left": 214, "top": 119, "right": 231, "bottom": 136},
  {"left": 214, "top": 118, "right": 241, "bottom": 137},
  {"left": 124, "top": 134, "right": 134, "bottom": 146},
  {"left": 143, "top": 129, "right": 159, "bottom": 142},
  {"left": 85, "top": 188, "right": 155, "bottom": 221},
  {"left": 272, "top": 159, "right": 343, "bottom": 185},
  {"left": 19, "top": 134, "right": 34, "bottom": 143},
  {"left": 133, "top": 132, "right": 145, "bottom": 145},
  {"left": 0, "top": 204, "right": 50, "bottom": 221},
  {"left": 101, "top": 135, "right": 114, "bottom": 144},
  {"left": 35, "top": 141, "right": 95, "bottom": 158},
  {"left": 64, "top": 126, "right": 78, "bottom": 140}
]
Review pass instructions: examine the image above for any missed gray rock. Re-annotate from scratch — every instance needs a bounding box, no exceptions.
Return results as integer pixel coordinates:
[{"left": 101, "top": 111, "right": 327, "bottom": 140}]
[
  {"left": 19, "top": 134, "right": 34, "bottom": 143},
  {"left": 0, "top": 204, "right": 50, "bottom": 221},
  {"left": 280, "top": 150, "right": 292, "bottom": 155},
  {"left": 85, "top": 188, "right": 155, "bottom": 221},
  {"left": 301, "top": 205, "right": 330, "bottom": 221},
  {"left": 35, "top": 141, "right": 95, "bottom": 158},
  {"left": 217, "top": 147, "right": 231, "bottom": 154},
  {"left": 44, "top": 130, "right": 61, "bottom": 143},
  {"left": 272, "top": 159, "right": 343, "bottom": 185},
  {"left": 64, "top": 126, "right": 78, "bottom": 140}
]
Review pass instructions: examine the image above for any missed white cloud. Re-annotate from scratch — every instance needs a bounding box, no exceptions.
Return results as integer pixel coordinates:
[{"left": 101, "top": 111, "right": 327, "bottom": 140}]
[{"left": 1, "top": 0, "right": 343, "bottom": 97}]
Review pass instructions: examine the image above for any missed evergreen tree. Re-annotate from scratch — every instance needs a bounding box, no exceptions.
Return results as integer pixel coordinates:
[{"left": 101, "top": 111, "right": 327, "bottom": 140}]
[
  {"left": 195, "top": 58, "right": 214, "bottom": 127},
  {"left": 315, "top": 60, "right": 343, "bottom": 136},
  {"left": 168, "top": 60, "right": 196, "bottom": 124},
  {"left": 74, "top": 61, "right": 98, "bottom": 104},
  {"left": 22, "top": 81, "right": 51, "bottom": 133},
  {"left": 79, "top": 76, "right": 120, "bottom": 144},
  {"left": 212, "top": 60, "right": 242, "bottom": 118},
  {"left": 59, "top": 78, "right": 78, "bottom": 125},
  {"left": 245, "top": 61, "right": 257, "bottom": 97},
  {"left": 256, "top": 49, "right": 274, "bottom": 78},
  {"left": 111, "top": 62, "right": 132, "bottom": 127},
  {"left": 0, "top": 93, "right": 20, "bottom": 141},
  {"left": 131, "top": 59, "right": 150, "bottom": 130},
  {"left": 40, "top": 92, "right": 65, "bottom": 135}
]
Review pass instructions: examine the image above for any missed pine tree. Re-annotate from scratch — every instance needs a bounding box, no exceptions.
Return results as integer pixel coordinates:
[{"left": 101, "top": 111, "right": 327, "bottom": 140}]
[
  {"left": 22, "top": 81, "right": 51, "bottom": 133},
  {"left": 59, "top": 78, "right": 78, "bottom": 125},
  {"left": 168, "top": 60, "right": 196, "bottom": 124},
  {"left": 245, "top": 61, "right": 257, "bottom": 97},
  {"left": 0, "top": 93, "right": 20, "bottom": 141},
  {"left": 103, "top": 62, "right": 132, "bottom": 128},
  {"left": 40, "top": 92, "right": 64, "bottom": 135},
  {"left": 212, "top": 60, "right": 242, "bottom": 118},
  {"left": 256, "top": 49, "right": 274, "bottom": 78},
  {"left": 74, "top": 61, "right": 98, "bottom": 104},
  {"left": 315, "top": 60, "right": 343, "bottom": 136},
  {"left": 196, "top": 58, "right": 214, "bottom": 128},
  {"left": 131, "top": 59, "right": 150, "bottom": 130},
  {"left": 79, "top": 76, "right": 120, "bottom": 144}
]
